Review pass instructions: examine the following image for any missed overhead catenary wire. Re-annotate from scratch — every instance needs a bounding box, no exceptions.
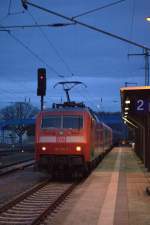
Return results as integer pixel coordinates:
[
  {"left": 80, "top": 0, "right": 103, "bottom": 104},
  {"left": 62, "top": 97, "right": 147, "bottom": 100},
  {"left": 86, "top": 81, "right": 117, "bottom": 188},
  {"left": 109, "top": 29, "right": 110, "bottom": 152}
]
[
  {"left": 127, "top": 0, "right": 136, "bottom": 78},
  {"left": 0, "top": 23, "right": 75, "bottom": 29},
  {"left": 8, "top": 0, "right": 12, "bottom": 15},
  {"left": 0, "top": 23, "right": 64, "bottom": 99},
  {"left": 27, "top": 10, "right": 74, "bottom": 77},
  {"left": 0, "top": 0, "right": 146, "bottom": 108},
  {"left": 0, "top": 4, "right": 60, "bottom": 81},
  {"left": 128, "top": 0, "right": 136, "bottom": 54},
  {"left": 0, "top": 0, "right": 12, "bottom": 23},
  {"left": 0, "top": 82, "right": 37, "bottom": 95},
  {"left": 0, "top": 88, "right": 33, "bottom": 101},
  {"left": 22, "top": 1, "right": 150, "bottom": 51},
  {"left": 9, "top": 33, "right": 60, "bottom": 75},
  {"left": 8, "top": 0, "right": 24, "bottom": 16},
  {"left": 127, "top": 0, "right": 150, "bottom": 85},
  {"left": 72, "top": 0, "right": 126, "bottom": 19},
  {"left": 0, "top": 23, "right": 61, "bottom": 77}
]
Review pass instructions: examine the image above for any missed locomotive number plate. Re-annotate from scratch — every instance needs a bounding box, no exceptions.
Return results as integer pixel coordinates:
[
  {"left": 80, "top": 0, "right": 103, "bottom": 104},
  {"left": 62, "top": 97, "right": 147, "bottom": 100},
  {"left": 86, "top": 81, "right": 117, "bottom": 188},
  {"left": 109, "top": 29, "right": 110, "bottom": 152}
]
[{"left": 56, "top": 136, "right": 66, "bottom": 143}]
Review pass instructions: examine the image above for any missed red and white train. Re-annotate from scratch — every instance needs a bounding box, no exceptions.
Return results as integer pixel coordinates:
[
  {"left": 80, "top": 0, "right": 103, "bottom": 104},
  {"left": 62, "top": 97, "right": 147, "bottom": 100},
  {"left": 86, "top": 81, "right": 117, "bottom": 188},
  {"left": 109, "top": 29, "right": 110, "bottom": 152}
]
[{"left": 35, "top": 102, "right": 112, "bottom": 176}]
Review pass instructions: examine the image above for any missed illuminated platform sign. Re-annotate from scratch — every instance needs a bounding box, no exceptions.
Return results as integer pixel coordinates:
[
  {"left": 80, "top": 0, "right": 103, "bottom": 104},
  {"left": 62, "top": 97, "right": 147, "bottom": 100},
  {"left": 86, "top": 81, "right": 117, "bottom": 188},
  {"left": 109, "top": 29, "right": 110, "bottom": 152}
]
[
  {"left": 133, "top": 98, "right": 149, "bottom": 114},
  {"left": 120, "top": 86, "right": 150, "bottom": 116}
]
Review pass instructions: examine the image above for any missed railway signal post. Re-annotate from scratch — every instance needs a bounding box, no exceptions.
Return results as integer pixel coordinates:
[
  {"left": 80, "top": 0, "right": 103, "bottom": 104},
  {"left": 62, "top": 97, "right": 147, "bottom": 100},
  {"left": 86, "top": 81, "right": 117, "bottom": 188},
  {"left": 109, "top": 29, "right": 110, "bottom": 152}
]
[{"left": 37, "top": 68, "right": 46, "bottom": 111}]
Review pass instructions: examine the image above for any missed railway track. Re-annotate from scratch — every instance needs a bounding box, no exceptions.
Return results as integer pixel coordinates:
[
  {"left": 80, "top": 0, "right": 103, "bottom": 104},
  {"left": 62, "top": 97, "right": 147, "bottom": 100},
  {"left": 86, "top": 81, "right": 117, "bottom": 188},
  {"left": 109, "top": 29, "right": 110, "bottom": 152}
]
[
  {"left": 0, "top": 179, "right": 76, "bottom": 225},
  {"left": 0, "top": 160, "right": 35, "bottom": 176}
]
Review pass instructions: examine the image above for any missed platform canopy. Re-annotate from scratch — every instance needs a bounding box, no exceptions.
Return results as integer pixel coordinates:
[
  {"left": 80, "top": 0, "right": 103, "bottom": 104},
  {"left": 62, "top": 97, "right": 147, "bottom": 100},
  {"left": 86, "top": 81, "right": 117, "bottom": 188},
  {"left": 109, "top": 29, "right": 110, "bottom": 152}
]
[
  {"left": 120, "top": 86, "right": 150, "bottom": 126},
  {"left": 120, "top": 86, "right": 150, "bottom": 170}
]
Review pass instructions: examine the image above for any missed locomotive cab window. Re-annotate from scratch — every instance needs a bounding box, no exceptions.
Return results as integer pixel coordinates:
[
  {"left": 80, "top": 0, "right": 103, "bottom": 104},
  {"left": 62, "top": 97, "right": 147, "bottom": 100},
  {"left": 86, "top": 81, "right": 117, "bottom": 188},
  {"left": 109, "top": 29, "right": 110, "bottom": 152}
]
[
  {"left": 63, "top": 115, "right": 83, "bottom": 129},
  {"left": 41, "top": 116, "right": 61, "bottom": 129}
]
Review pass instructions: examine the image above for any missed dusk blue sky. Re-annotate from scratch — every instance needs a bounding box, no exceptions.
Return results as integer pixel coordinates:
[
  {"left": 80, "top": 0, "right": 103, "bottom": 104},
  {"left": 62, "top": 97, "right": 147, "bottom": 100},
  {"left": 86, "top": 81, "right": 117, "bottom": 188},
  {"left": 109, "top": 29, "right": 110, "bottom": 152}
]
[{"left": 0, "top": 0, "right": 150, "bottom": 111}]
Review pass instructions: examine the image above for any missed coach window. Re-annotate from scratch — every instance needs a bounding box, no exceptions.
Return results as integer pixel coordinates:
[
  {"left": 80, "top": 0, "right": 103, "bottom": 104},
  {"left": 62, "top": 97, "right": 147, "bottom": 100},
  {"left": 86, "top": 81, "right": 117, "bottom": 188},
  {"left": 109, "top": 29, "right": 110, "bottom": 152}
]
[
  {"left": 63, "top": 116, "right": 83, "bottom": 129},
  {"left": 41, "top": 116, "right": 61, "bottom": 129}
]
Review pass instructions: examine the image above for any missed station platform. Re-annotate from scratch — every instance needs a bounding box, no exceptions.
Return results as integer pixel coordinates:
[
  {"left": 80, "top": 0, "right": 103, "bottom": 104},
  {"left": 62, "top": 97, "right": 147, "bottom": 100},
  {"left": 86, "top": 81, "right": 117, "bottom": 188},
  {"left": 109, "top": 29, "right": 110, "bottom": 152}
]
[{"left": 47, "top": 147, "right": 150, "bottom": 225}]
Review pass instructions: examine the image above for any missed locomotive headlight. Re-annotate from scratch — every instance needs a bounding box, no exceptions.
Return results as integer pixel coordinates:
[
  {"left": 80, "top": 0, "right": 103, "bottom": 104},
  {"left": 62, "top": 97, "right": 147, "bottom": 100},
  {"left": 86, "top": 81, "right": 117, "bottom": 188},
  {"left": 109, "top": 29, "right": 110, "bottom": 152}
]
[
  {"left": 76, "top": 146, "right": 82, "bottom": 152},
  {"left": 42, "top": 146, "right": 46, "bottom": 151}
]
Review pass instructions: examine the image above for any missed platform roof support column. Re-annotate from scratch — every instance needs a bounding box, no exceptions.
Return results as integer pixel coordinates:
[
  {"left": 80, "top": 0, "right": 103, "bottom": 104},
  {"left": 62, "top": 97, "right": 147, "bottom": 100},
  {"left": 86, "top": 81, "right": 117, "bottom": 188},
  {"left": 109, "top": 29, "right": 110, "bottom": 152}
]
[{"left": 145, "top": 116, "right": 150, "bottom": 171}]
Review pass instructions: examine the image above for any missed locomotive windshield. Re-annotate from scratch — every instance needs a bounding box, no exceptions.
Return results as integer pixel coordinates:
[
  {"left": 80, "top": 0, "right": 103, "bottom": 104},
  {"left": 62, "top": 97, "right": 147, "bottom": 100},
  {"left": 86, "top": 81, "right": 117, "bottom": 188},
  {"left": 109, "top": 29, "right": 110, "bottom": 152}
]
[
  {"left": 63, "top": 116, "right": 83, "bottom": 129},
  {"left": 41, "top": 115, "right": 83, "bottom": 129},
  {"left": 41, "top": 116, "right": 61, "bottom": 129}
]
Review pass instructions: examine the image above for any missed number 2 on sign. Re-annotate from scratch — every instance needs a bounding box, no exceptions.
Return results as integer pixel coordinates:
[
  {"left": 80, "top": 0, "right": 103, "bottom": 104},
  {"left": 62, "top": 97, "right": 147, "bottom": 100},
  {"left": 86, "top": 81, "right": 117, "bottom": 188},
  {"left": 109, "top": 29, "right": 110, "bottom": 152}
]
[{"left": 137, "top": 99, "right": 144, "bottom": 111}]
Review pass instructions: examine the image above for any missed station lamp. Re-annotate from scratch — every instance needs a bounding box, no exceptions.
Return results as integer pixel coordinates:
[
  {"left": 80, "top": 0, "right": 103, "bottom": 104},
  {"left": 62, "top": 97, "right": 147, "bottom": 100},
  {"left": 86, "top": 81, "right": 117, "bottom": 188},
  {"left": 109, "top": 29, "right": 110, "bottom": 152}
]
[
  {"left": 125, "top": 99, "right": 130, "bottom": 104},
  {"left": 124, "top": 98, "right": 130, "bottom": 116}
]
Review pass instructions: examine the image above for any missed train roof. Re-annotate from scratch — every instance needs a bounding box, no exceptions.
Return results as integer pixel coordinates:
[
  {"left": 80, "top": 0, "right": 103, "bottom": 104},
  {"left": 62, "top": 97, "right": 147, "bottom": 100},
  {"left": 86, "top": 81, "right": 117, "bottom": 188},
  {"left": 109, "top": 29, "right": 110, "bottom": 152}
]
[
  {"left": 42, "top": 107, "right": 90, "bottom": 113},
  {"left": 39, "top": 103, "right": 100, "bottom": 121},
  {"left": 41, "top": 102, "right": 91, "bottom": 113}
]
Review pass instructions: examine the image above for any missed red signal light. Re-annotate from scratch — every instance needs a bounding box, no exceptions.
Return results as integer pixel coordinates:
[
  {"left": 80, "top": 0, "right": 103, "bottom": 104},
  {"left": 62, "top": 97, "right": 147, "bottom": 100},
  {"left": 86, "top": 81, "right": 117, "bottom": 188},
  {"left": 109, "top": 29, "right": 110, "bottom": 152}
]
[{"left": 40, "top": 75, "right": 44, "bottom": 80}]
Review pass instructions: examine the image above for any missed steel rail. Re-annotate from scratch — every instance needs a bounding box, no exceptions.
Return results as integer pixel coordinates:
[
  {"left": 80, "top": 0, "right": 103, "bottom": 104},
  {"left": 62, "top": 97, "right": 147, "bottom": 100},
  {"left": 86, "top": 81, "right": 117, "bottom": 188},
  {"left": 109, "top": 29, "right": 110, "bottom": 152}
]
[
  {"left": 0, "top": 159, "right": 34, "bottom": 176},
  {"left": 31, "top": 182, "right": 77, "bottom": 225},
  {"left": 0, "top": 180, "right": 77, "bottom": 225},
  {"left": 0, "top": 179, "right": 50, "bottom": 213}
]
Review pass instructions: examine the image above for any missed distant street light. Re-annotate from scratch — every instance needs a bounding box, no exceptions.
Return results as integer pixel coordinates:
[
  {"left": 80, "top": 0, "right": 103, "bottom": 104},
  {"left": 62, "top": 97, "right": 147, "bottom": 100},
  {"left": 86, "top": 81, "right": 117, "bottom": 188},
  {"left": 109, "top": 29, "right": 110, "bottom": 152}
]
[{"left": 146, "top": 17, "right": 150, "bottom": 22}]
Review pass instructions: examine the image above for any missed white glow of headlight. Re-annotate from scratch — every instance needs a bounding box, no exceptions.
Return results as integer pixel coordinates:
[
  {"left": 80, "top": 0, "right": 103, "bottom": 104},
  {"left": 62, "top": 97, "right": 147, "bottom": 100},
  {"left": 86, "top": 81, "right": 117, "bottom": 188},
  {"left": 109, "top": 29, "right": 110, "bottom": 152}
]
[{"left": 76, "top": 146, "right": 81, "bottom": 152}]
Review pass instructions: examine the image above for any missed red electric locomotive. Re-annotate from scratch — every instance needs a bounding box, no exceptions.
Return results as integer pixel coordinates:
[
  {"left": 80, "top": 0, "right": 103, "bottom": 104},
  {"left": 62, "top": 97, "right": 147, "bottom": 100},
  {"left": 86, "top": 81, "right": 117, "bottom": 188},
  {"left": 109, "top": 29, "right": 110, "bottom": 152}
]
[{"left": 35, "top": 101, "right": 112, "bottom": 176}]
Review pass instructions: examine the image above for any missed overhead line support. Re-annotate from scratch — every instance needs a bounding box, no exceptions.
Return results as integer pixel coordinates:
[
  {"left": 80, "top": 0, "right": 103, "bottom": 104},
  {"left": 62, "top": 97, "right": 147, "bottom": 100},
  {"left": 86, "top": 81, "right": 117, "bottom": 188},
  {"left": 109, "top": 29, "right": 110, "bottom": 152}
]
[{"left": 128, "top": 49, "right": 150, "bottom": 86}]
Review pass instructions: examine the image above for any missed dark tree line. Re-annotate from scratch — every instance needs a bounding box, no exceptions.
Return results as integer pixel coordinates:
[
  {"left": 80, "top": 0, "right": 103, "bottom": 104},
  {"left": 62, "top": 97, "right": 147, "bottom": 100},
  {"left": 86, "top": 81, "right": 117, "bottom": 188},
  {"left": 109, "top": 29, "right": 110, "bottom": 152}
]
[{"left": 0, "top": 102, "right": 38, "bottom": 145}]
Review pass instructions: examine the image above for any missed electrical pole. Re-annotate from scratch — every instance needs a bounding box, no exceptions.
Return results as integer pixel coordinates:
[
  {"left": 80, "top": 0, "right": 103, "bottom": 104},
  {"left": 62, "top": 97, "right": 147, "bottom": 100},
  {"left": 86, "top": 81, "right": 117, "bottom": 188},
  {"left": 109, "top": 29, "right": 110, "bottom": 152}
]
[
  {"left": 128, "top": 49, "right": 150, "bottom": 86},
  {"left": 145, "top": 49, "right": 150, "bottom": 86}
]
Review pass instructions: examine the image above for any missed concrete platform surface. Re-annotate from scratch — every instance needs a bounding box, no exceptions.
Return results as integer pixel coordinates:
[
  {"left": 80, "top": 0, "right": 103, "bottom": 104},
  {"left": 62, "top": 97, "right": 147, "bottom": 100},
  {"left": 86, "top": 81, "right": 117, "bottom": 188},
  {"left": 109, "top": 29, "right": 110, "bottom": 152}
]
[{"left": 45, "top": 147, "right": 150, "bottom": 225}]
